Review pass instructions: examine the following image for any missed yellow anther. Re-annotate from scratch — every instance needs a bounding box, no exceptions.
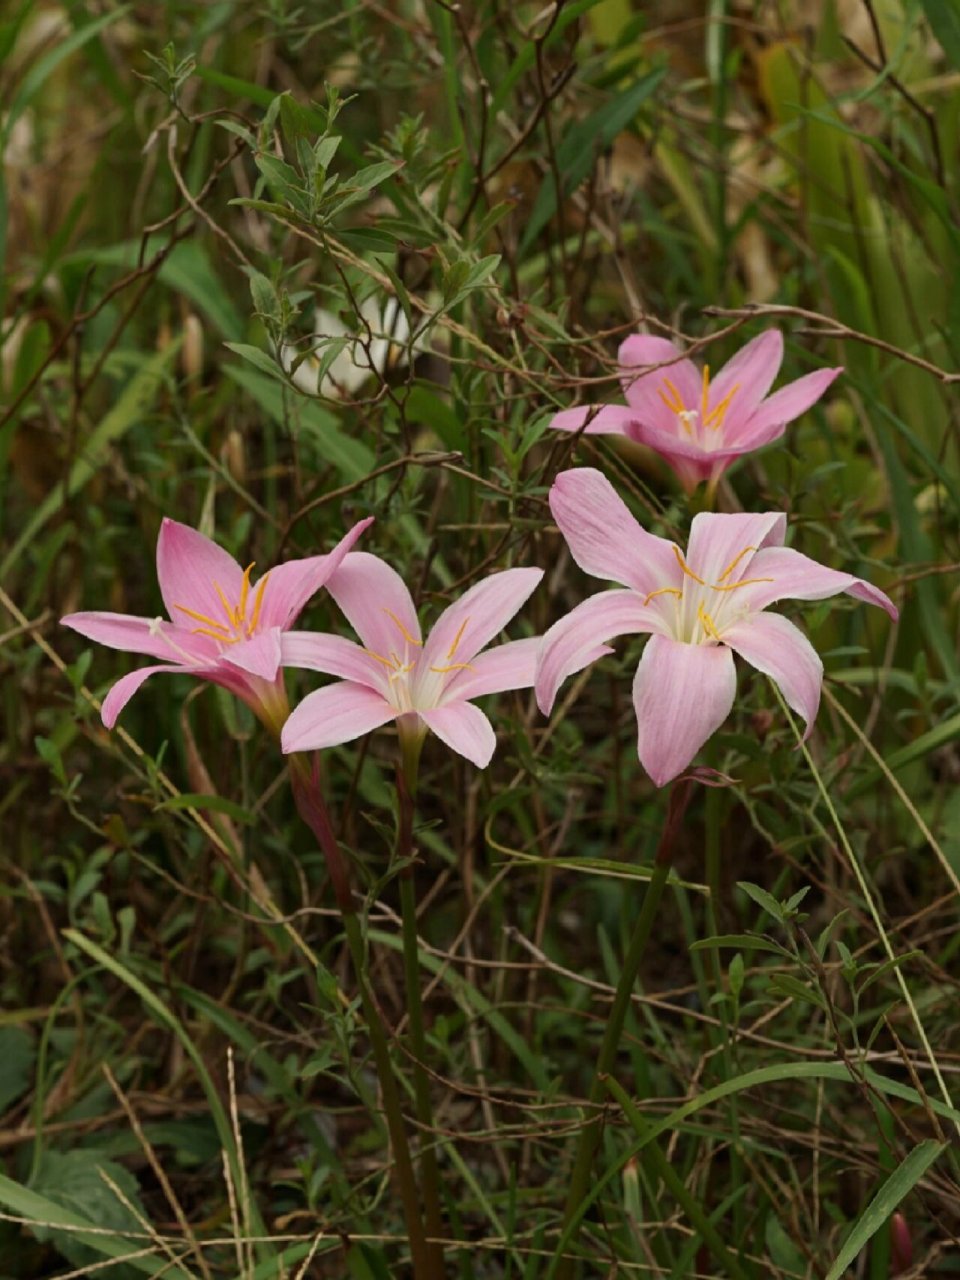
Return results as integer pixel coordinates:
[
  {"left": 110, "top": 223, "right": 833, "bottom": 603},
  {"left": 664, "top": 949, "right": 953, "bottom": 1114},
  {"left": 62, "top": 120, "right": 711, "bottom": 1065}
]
[
  {"left": 174, "top": 603, "right": 231, "bottom": 632},
  {"left": 700, "top": 364, "right": 710, "bottom": 418},
  {"left": 697, "top": 603, "right": 721, "bottom": 642},
  {"left": 643, "top": 585, "right": 683, "bottom": 606},
  {"left": 717, "top": 546, "right": 757, "bottom": 582},
  {"left": 447, "top": 617, "right": 471, "bottom": 659},
  {"left": 247, "top": 573, "right": 270, "bottom": 633},
  {"left": 429, "top": 662, "right": 475, "bottom": 674},
  {"left": 704, "top": 382, "right": 740, "bottom": 429},
  {"left": 673, "top": 545, "right": 707, "bottom": 585},
  {"left": 238, "top": 562, "right": 255, "bottom": 622},
  {"left": 383, "top": 608, "right": 422, "bottom": 646}
]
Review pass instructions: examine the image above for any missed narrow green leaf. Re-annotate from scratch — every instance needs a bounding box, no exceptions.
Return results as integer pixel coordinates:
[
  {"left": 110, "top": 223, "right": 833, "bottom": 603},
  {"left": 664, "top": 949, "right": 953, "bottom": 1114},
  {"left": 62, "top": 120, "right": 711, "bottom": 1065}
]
[
  {"left": 825, "top": 1141, "right": 945, "bottom": 1280},
  {"left": 0, "top": 340, "right": 182, "bottom": 577},
  {"left": 159, "top": 793, "right": 256, "bottom": 822},
  {"left": 919, "top": 0, "right": 960, "bottom": 71}
]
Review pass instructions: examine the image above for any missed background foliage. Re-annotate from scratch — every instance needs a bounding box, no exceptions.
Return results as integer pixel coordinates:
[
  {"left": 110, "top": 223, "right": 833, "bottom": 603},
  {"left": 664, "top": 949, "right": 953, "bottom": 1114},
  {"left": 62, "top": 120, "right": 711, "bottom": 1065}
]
[{"left": 2, "top": 0, "right": 959, "bottom": 1275}]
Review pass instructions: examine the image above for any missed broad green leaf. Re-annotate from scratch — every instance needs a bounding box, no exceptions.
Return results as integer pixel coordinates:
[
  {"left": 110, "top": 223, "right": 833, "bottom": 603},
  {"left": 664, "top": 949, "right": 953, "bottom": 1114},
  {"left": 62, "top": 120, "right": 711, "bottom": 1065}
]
[
  {"left": 31, "top": 1150, "right": 149, "bottom": 1278},
  {"left": 0, "top": 1170, "right": 182, "bottom": 1277}
]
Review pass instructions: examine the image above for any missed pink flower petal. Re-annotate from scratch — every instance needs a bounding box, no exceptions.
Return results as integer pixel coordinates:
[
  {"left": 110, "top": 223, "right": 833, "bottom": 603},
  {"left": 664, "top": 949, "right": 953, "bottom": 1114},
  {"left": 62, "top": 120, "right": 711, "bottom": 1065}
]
[
  {"left": 736, "top": 366, "right": 842, "bottom": 442},
  {"left": 723, "top": 612, "right": 823, "bottom": 736},
  {"left": 221, "top": 628, "right": 283, "bottom": 681},
  {"left": 61, "top": 611, "right": 214, "bottom": 664},
  {"left": 549, "top": 404, "right": 639, "bottom": 435},
  {"left": 442, "top": 636, "right": 540, "bottom": 702},
  {"left": 156, "top": 518, "right": 245, "bottom": 628},
  {"left": 685, "top": 511, "right": 787, "bottom": 588},
  {"left": 281, "top": 681, "right": 396, "bottom": 754},
  {"left": 707, "top": 330, "right": 783, "bottom": 422},
  {"left": 419, "top": 701, "right": 497, "bottom": 768},
  {"left": 618, "top": 335, "right": 701, "bottom": 430},
  {"left": 735, "top": 546, "right": 898, "bottom": 619},
  {"left": 421, "top": 567, "right": 543, "bottom": 670},
  {"left": 281, "top": 631, "right": 385, "bottom": 690},
  {"left": 255, "top": 517, "right": 374, "bottom": 632},
  {"left": 536, "top": 589, "right": 664, "bottom": 715},
  {"left": 548, "top": 468, "right": 681, "bottom": 595},
  {"left": 326, "top": 551, "right": 422, "bottom": 658},
  {"left": 100, "top": 663, "right": 189, "bottom": 728},
  {"left": 633, "top": 636, "right": 737, "bottom": 786}
]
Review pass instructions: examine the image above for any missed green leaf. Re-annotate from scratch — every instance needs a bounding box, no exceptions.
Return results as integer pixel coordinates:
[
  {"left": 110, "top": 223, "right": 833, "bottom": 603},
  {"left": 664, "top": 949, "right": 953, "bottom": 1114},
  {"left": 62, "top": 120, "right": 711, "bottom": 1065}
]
[
  {"left": 0, "top": 340, "right": 182, "bottom": 577},
  {"left": 919, "top": 0, "right": 960, "bottom": 71},
  {"left": 222, "top": 362, "right": 375, "bottom": 481},
  {"left": 30, "top": 1150, "right": 149, "bottom": 1277},
  {"left": 0, "top": 1025, "right": 34, "bottom": 1114},
  {"left": 0, "top": 1170, "right": 180, "bottom": 1277},
  {"left": 690, "top": 933, "right": 792, "bottom": 958},
  {"left": 158, "top": 793, "right": 257, "bottom": 822},
  {"left": 520, "top": 65, "right": 665, "bottom": 252},
  {"left": 736, "top": 881, "right": 784, "bottom": 923},
  {"left": 824, "top": 1140, "right": 945, "bottom": 1280}
]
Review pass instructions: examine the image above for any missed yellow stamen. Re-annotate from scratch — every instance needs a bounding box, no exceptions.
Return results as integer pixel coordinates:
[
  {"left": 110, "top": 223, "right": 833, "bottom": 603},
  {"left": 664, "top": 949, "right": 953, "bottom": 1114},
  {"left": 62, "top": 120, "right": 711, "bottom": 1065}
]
[
  {"left": 192, "top": 625, "right": 239, "bottom": 643},
  {"left": 383, "top": 608, "right": 421, "bottom": 647},
  {"left": 661, "top": 377, "right": 685, "bottom": 413},
  {"left": 247, "top": 572, "right": 269, "bottom": 633},
  {"left": 174, "top": 603, "right": 231, "bottom": 633},
  {"left": 447, "top": 617, "right": 470, "bottom": 660},
  {"left": 643, "top": 586, "right": 683, "bottom": 606},
  {"left": 700, "top": 364, "right": 710, "bottom": 419},
  {"left": 213, "top": 580, "right": 236, "bottom": 625},
  {"left": 429, "top": 662, "right": 475, "bottom": 674},
  {"left": 710, "top": 575, "right": 774, "bottom": 593},
  {"left": 673, "top": 545, "right": 706, "bottom": 585},
  {"left": 366, "top": 649, "right": 400, "bottom": 670},
  {"left": 704, "top": 382, "right": 740, "bottom": 429},
  {"left": 717, "top": 546, "right": 757, "bottom": 582},
  {"left": 237, "top": 562, "right": 255, "bottom": 622},
  {"left": 697, "top": 603, "right": 721, "bottom": 642}
]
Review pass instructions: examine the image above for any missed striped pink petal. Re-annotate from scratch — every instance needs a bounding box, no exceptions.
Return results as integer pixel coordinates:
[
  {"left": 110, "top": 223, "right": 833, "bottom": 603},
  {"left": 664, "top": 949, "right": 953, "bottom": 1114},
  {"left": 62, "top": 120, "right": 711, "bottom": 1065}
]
[
  {"left": 633, "top": 636, "right": 737, "bottom": 786},
  {"left": 281, "top": 681, "right": 396, "bottom": 754}
]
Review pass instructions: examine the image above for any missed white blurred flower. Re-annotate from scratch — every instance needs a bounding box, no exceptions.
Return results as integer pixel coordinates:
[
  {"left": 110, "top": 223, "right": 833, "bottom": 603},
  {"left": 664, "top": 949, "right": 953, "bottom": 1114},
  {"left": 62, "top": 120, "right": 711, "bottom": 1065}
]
[{"left": 280, "top": 295, "right": 425, "bottom": 398}]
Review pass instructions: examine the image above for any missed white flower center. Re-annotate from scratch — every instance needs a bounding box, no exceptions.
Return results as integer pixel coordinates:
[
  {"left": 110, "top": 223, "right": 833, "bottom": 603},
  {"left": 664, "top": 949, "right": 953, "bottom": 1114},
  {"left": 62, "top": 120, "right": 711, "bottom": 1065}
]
[
  {"left": 365, "top": 611, "right": 475, "bottom": 712},
  {"left": 644, "top": 545, "right": 773, "bottom": 646},
  {"left": 656, "top": 364, "right": 741, "bottom": 447}
]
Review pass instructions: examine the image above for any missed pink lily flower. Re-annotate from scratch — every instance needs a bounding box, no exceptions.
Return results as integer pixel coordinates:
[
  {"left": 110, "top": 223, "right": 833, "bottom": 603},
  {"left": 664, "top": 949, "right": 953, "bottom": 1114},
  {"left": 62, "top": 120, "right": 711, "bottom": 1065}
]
[
  {"left": 535, "top": 469, "right": 898, "bottom": 786},
  {"left": 280, "top": 553, "right": 544, "bottom": 768},
  {"left": 61, "top": 516, "right": 373, "bottom": 733},
  {"left": 549, "top": 329, "right": 842, "bottom": 491}
]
